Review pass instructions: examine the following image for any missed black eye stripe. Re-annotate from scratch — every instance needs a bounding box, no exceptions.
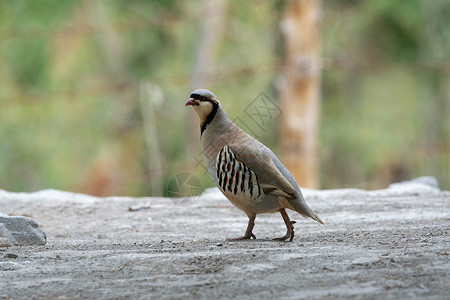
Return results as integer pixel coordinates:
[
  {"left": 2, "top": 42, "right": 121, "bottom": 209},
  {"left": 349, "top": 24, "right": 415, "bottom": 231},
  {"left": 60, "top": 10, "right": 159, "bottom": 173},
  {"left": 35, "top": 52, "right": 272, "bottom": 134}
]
[{"left": 190, "top": 93, "right": 209, "bottom": 101}]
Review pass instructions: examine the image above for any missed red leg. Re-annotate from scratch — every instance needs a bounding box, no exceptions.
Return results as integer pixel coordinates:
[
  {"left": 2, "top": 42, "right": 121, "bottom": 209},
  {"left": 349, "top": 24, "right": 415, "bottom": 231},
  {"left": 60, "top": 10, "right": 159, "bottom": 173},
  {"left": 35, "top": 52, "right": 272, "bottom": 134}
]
[
  {"left": 273, "top": 208, "right": 296, "bottom": 242},
  {"left": 227, "top": 214, "right": 256, "bottom": 240}
]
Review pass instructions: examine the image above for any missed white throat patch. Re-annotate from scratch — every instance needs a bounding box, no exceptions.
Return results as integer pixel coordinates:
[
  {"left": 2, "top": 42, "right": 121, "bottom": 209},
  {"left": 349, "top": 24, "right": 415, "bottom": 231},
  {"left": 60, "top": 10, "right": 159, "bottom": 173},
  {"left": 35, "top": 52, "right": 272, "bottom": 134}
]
[{"left": 193, "top": 101, "right": 214, "bottom": 124}]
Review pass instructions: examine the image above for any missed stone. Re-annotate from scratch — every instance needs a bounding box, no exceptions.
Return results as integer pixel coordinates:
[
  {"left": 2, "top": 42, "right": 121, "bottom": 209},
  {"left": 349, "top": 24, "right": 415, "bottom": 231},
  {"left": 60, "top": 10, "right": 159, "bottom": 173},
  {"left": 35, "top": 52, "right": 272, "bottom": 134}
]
[
  {"left": 0, "top": 213, "right": 47, "bottom": 246},
  {"left": 389, "top": 176, "right": 440, "bottom": 191},
  {"left": 5, "top": 253, "right": 18, "bottom": 259},
  {"left": 0, "top": 236, "right": 11, "bottom": 247},
  {"left": 411, "top": 176, "right": 439, "bottom": 189}
]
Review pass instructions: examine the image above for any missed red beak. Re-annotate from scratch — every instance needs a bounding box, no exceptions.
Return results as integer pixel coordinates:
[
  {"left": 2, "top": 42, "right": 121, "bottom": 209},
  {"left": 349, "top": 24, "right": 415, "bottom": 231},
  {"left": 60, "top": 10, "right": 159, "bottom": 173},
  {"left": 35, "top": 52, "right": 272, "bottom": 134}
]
[{"left": 185, "top": 98, "right": 196, "bottom": 106}]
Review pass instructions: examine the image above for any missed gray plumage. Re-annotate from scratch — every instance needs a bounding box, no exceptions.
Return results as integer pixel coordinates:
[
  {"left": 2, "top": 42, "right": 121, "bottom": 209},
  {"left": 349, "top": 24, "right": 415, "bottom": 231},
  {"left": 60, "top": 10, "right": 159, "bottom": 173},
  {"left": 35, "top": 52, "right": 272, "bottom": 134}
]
[{"left": 186, "top": 89, "right": 323, "bottom": 240}]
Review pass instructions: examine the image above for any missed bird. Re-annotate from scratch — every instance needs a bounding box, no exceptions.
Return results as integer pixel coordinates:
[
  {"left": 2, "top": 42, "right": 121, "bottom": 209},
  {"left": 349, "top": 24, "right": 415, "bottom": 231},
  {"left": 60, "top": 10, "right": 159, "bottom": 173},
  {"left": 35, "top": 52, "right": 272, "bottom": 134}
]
[{"left": 185, "top": 89, "right": 323, "bottom": 241}]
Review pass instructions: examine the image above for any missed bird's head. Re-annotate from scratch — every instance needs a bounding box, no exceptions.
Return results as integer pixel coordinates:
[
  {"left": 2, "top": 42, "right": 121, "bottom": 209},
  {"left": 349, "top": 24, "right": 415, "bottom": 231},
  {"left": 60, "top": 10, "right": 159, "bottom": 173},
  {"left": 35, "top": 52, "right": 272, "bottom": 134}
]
[
  {"left": 185, "top": 89, "right": 222, "bottom": 134},
  {"left": 185, "top": 89, "right": 219, "bottom": 120}
]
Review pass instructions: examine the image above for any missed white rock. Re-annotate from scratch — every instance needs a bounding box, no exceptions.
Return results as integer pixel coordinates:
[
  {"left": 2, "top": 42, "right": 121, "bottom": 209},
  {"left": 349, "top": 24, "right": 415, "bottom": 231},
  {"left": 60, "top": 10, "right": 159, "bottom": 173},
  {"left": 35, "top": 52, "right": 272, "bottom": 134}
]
[
  {"left": 0, "top": 236, "right": 11, "bottom": 247},
  {"left": 0, "top": 213, "right": 47, "bottom": 246}
]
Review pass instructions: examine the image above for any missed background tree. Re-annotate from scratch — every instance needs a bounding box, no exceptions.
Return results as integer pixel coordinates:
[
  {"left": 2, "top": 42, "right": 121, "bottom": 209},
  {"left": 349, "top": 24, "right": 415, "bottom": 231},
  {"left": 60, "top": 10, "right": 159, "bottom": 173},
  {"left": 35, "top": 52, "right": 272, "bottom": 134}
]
[{"left": 0, "top": 0, "right": 448, "bottom": 195}]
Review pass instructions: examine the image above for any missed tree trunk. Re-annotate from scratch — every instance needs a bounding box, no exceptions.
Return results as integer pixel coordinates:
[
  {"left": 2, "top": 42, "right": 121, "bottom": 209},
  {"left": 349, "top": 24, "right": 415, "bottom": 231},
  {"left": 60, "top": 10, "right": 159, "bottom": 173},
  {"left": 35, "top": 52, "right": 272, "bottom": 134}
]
[
  {"left": 279, "top": 0, "right": 322, "bottom": 188},
  {"left": 187, "top": 0, "right": 226, "bottom": 156},
  {"left": 139, "top": 82, "right": 164, "bottom": 196}
]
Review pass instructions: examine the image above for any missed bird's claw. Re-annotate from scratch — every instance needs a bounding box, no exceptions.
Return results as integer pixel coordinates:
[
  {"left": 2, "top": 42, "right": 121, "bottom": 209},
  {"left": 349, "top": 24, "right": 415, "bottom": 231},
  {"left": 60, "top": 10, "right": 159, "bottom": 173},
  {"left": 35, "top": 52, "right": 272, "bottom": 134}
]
[
  {"left": 227, "top": 233, "right": 256, "bottom": 241},
  {"left": 273, "top": 220, "right": 296, "bottom": 242}
]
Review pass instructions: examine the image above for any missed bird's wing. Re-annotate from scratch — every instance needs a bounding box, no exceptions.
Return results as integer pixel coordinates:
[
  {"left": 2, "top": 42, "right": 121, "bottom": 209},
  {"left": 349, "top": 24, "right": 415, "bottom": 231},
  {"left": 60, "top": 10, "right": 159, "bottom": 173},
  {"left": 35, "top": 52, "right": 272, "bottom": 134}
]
[{"left": 226, "top": 143, "right": 297, "bottom": 199}]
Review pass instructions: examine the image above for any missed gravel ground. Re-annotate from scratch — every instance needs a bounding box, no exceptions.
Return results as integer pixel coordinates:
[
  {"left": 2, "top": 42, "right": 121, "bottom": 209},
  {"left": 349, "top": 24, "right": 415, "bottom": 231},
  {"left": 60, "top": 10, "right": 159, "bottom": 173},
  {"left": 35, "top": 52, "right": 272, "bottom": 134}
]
[{"left": 0, "top": 179, "right": 449, "bottom": 299}]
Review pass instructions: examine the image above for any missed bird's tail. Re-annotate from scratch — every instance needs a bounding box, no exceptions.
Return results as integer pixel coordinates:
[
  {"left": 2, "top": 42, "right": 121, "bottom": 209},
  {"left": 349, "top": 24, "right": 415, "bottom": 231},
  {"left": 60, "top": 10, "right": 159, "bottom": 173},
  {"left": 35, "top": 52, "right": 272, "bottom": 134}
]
[
  {"left": 287, "top": 192, "right": 324, "bottom": 224},
  {"left": 290, "top": 198, "right": 324, "bottom": 224},
  {"left": 296, "top": 208, "right": 324, "bottom": 224},
  {"left": 310, "top": 212, "right": 324, "bottom": 225}
]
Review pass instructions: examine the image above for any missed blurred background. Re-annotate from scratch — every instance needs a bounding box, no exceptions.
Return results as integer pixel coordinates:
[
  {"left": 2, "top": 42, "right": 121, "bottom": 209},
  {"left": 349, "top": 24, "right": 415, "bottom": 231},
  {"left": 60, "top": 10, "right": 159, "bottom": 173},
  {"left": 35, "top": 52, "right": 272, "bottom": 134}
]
[{"left": 0, "top": 0, "right": 448, "bottom": 196}]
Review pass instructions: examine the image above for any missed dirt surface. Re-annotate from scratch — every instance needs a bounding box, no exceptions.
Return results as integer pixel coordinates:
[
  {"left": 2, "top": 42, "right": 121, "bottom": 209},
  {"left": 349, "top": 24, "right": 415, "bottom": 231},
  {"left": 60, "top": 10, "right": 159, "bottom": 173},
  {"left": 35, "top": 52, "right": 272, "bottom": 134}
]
[{"left": 0, "top": 180, "right": 449, "bottom": 299}]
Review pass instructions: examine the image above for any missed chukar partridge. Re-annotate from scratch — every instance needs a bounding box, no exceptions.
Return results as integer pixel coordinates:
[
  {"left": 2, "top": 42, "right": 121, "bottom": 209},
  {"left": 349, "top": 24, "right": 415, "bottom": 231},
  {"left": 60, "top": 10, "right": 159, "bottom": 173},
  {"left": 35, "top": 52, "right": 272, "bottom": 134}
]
[{"left": 186, "top": 89, "right": 323, "bottom": 241}]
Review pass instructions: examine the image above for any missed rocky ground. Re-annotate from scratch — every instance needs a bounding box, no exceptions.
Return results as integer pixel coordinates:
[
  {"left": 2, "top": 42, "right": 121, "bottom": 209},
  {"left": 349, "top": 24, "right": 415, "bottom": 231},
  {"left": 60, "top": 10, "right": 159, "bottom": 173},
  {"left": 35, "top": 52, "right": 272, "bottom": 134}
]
[{"left": 0, "top": 177, "right": 449, "bottom": 299}]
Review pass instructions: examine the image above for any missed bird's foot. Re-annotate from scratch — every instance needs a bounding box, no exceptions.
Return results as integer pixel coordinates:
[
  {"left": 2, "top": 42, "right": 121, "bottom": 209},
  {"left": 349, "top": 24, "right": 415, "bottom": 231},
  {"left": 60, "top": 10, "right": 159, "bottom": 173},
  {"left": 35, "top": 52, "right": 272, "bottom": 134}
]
[
  {"left": 273, "top": 221, "right": 296, "bottom": 242},
  {"left": 226, "top": 233, "right": 256, "bottom": 241}
]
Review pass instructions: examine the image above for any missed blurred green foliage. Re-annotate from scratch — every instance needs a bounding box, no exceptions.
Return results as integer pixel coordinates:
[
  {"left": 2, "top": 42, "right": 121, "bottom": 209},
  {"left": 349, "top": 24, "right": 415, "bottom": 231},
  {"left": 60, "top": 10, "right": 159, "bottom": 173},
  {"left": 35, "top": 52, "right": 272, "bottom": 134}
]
[{"left": 0, "top": 0, "right": 448, "bottom": 195}]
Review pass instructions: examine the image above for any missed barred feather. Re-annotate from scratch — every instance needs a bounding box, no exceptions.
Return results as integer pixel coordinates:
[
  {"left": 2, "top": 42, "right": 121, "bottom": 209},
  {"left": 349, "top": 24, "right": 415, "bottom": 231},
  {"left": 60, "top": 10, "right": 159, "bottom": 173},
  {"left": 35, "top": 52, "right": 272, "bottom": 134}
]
[{"left": 216, "top": 146, "right": 262, "bottom": 200}]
